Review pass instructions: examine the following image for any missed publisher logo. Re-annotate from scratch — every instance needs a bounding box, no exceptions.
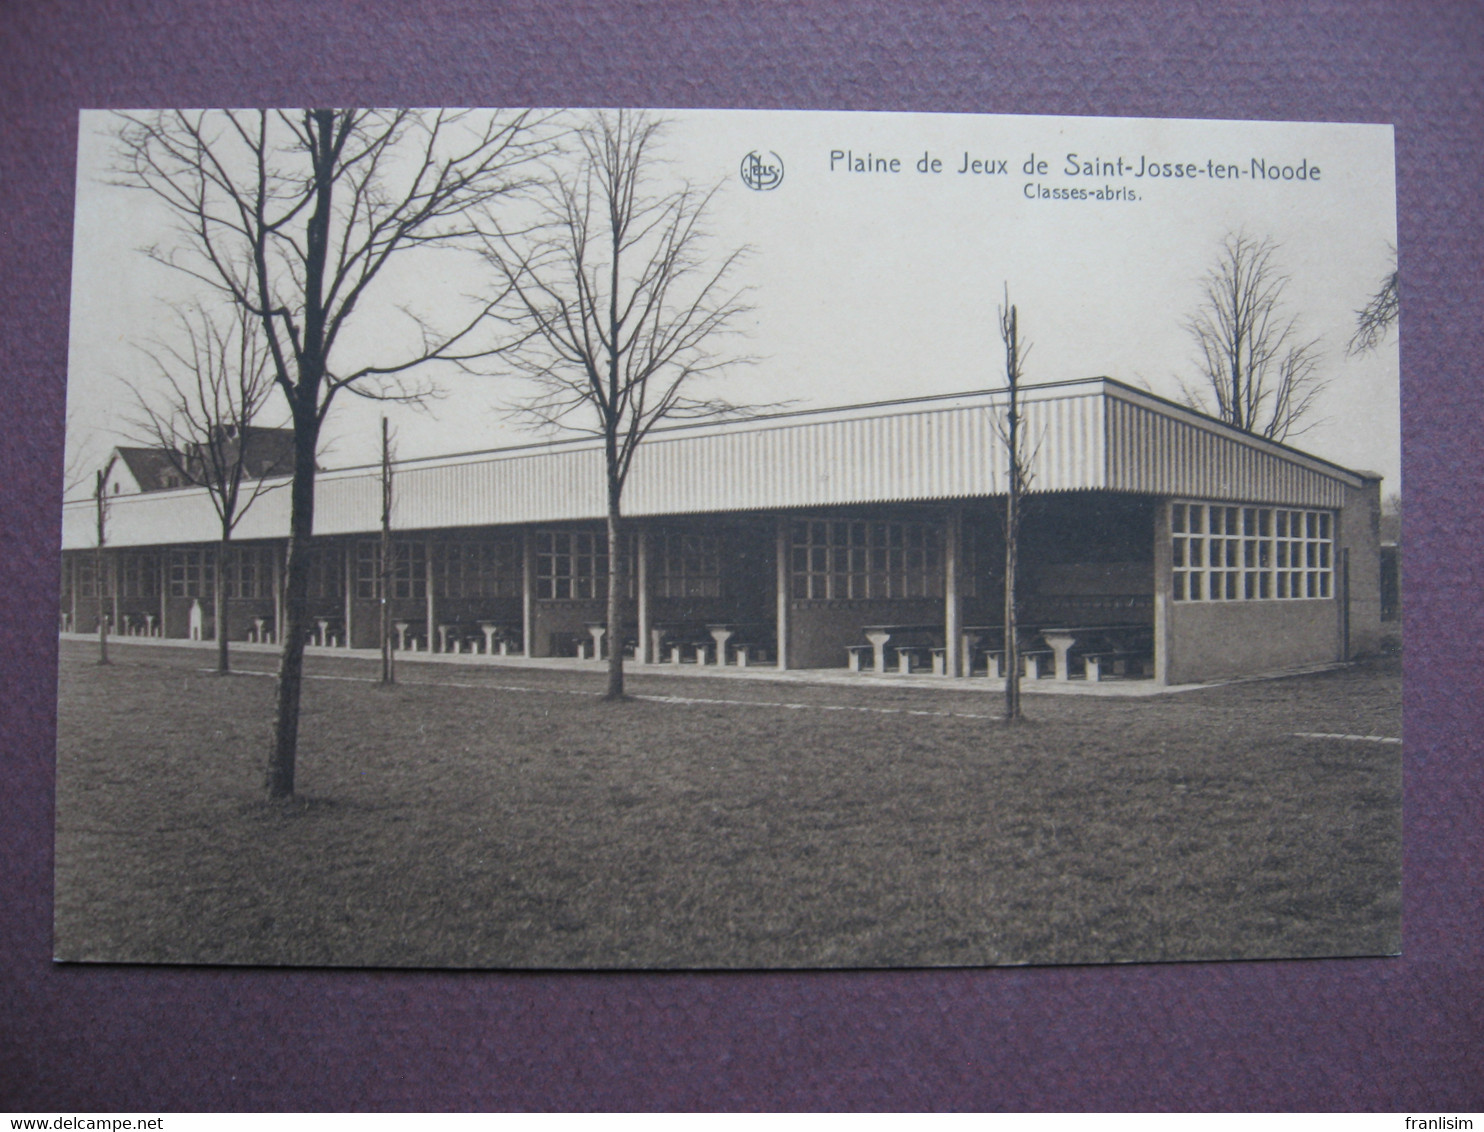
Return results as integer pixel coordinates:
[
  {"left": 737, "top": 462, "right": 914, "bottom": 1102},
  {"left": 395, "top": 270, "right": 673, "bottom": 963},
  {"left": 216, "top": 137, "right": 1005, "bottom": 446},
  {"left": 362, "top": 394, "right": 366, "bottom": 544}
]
[{"left": 740, "top": 151, "right": 784, "bottom": 191}]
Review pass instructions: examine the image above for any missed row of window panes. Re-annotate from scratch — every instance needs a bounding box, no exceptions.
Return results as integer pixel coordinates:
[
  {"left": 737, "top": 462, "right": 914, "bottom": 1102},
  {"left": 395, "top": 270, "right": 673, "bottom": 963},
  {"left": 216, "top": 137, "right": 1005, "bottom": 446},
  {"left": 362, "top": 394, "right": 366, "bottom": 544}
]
[
  {"left": 168, "top": 549, "right": 213, "bottom": 597},
  {"left": 1172, "top": 502, "right": 1332, "bottom": 540},
  {"left": 654, "top": 531, "right": 721, "bottom": 598},
  {"left": 535, "top": 531, "right": 611, "bottom": 600},
  {"left": 165, "top": 547, "right": 279, "bottom": 598},
  {"left": 438, "top": 540, "right": 522, "bottom": 599},
  {"left": 224, "top": 547, "right": 275, "bottom": 599},
  {"left": 1171, "top": 503, "right": 1333, "bottom": 602},
  {"left": 71, "top": 552, "right": 159, "bottom": 599},
  {"left": 354, "top": 541, "right": 428, "bottom": 600},
  {"left": 790, "top": 520, "right": 943, "bottom": 600},
  {"left": 535, "top": 530, "right": 722, "bottom": 601}
]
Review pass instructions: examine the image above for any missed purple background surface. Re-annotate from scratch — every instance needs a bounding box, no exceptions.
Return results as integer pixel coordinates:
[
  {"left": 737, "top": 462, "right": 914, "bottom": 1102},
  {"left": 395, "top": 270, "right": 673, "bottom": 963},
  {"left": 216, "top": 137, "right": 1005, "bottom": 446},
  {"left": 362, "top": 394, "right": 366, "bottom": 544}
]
[{"left": 2, "top": 0, "right": 1480, "bottom": 1111}]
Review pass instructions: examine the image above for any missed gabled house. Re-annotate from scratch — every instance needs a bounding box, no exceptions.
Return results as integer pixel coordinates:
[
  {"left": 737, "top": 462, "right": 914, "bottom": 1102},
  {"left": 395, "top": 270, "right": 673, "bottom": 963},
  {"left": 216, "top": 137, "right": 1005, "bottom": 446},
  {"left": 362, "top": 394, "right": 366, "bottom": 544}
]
[{"left": 101, "top": 427, "right": 296, "bottom": 496}]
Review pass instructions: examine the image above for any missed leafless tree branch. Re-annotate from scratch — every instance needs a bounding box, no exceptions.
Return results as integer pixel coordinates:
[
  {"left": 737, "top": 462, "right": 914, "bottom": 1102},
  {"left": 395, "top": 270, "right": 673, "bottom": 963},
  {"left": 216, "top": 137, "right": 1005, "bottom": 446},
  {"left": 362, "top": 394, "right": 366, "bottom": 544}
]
[{"left": 1348, "top": 247, "right": 1399, "bottom": 355}]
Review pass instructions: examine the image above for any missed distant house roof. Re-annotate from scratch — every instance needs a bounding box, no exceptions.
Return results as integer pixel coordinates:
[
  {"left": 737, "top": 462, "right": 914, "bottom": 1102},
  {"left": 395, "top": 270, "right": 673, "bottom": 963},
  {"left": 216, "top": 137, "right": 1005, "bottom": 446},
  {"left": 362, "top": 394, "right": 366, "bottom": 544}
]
[
  {"left": 111, "top": 447, "right": 186, "bottom": 492},
  {"left": 107, "top": 428, "right": 296, "bottom": 494},
  {"left": 217, "top": 426, "right": 296, "bottom": 481}
]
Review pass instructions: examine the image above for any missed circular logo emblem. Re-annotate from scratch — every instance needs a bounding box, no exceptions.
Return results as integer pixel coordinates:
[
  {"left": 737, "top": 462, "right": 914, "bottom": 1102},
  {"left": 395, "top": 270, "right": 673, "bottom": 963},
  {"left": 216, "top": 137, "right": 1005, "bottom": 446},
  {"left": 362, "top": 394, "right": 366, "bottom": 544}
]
[{"left": 740, "top": 150, "right": 784, "bottom": 191}]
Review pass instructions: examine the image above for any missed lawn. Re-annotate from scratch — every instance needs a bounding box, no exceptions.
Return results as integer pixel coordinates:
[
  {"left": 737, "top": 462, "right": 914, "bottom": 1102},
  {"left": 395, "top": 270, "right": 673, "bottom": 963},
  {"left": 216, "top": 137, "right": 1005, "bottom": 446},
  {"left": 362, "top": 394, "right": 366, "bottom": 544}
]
[{"left": 52, "top": 640, "right": 1402, "bottom": 969}]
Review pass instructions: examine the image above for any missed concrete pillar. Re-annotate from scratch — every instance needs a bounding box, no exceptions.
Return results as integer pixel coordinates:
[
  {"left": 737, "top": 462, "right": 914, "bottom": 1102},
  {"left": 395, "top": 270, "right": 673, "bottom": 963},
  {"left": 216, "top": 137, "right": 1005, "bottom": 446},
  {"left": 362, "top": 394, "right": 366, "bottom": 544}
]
[
  {"left": 944, "top": 507, "right": 963, "bottom": 677},
  {"left": 775, "top": 516, "right": 790, "bottom": 670},
  {"left": 271, "top": 543, "right": 283, "bottom": 645},
  {"left": 343, "top": 541, "right": 354, "bottom": 648},
  {"left": 1153, "top": 499, "right": 1172, "bottom": 685},
  {"left": 425, "top": 538, "right": 436, "bottom": 652},
  {"left": 1339, "top": 475, "right": 1383, "bottom": 659},
  {"left": 110, "top": 551, "right": 120, "bottom": 635},
  {"left": 636, "top": 526, "right": 652, "bottom": 664},
  {"left": 522, "top": 527, "right": 535, "bottom": 658}
]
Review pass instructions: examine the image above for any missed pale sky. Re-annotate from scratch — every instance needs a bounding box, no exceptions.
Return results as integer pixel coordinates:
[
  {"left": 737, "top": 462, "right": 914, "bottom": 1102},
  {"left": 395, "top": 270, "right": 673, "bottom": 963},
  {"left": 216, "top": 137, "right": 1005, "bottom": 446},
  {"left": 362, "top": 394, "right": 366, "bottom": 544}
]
[{"left": 66, "top": 108, "right": 1399, "bottom": 498}]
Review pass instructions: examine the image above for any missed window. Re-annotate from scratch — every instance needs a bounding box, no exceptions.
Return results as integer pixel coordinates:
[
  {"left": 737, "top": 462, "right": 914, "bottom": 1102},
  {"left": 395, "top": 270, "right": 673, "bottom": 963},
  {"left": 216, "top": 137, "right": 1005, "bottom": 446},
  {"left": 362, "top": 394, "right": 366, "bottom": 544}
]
[
  {"left": 653, "top": 531, "right": 721, "bottom": 598},
  {"left": 168, "top": 548, "right": 214, "bottom": 598},
  {"left": 1171, "top": 502, "right": 1332, "bottom": 602},
  {"left": 790, "top": 519, "right": 943, "bottom": 600},
  {"left": 223, "top": 546, "right": 274, "bottom": 599},
  {"left": 535, "top": 530, "right": 608, "bottom": 600},
  {"left": 119, "top": 551, "right": 159, "bottom": 599},
  {"left": 305, "top": 544, "right": 345, "bottom": 600},
  {"left": 436, "top": 538, "right": 522, "bottom": 600},
  {"left": 354, "top": 541, "right": 427, "bottom": 600},
  {"left": 74, "top": 556, "right": 106, "bottom": 599}
]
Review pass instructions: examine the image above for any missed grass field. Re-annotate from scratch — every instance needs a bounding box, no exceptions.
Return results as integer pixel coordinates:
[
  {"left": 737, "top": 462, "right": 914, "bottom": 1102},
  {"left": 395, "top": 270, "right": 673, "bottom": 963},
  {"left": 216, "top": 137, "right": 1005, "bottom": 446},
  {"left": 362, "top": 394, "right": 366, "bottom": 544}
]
[{"left": 52, "top": 639, "right": 1401, "bottom": 969}]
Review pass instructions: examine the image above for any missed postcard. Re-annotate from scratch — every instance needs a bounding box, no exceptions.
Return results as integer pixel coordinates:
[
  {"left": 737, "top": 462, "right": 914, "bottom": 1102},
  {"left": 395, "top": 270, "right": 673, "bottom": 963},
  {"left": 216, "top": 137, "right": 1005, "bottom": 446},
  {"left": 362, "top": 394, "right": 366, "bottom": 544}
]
[{"left": 55, "top": 107, "right": 1400, "bottom": 968}]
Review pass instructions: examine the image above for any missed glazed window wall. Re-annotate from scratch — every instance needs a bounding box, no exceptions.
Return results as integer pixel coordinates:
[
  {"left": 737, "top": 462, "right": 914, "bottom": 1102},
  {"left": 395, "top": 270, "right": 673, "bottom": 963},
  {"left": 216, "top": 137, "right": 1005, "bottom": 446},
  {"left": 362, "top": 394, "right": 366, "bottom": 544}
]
[
  {"left": 790, "top": 519, "right": 943, "bottom": 601},
  {"left": 354, "top": 541, "right": 428, "bottom": 601},
  {"left": 437, "top": 538, "right": 522, "bottom": 600},
  {"left": 1171, "top": 502, "right": 1333, "bottom": 602},
  {"left": 653, "top": 531, "right": 721, "bottom": 598},
  {"left": 223, "top": 546, "right": 274, "bottom": 599}
]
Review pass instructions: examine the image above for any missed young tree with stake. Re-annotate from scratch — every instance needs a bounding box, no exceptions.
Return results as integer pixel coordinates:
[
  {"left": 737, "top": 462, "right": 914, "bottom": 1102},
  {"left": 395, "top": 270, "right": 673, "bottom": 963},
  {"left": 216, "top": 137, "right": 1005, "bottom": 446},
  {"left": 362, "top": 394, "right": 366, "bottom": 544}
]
[
  {"left": 93, "top": 470, "right": 110, "bottom": 667},
  {"left": 480, "top": 110, "right": 754, "bottom": 701},
  {"left": 113, "top": 108, "right": 550, "bottom": 797},
  {"left": 995, "top": 292, "right": 1031, "bottom": 723}
]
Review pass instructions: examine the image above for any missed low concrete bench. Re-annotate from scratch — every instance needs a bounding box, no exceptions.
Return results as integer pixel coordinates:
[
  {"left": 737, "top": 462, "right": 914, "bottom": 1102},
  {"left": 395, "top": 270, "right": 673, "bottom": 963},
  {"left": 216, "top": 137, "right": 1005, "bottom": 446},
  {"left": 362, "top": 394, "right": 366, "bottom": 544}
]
[
  {"left": 891, "top": 645, "right": 932, "bottom": 674},
  {"left": 309, "top": 618, "right": 343, "bottom": 648},
  {"left": 984, "top": 649, "right": 1053, "bottom": 679},
  {"left": 732, "top": 643, "right": 769, "bottom": 667},
  {"left": 846, "top": 644, "right": 873, "bottom": 672},
  {"left": 1084, "top": 650, "right": 1149, "bottom": 681},
  {"left": 439, "top": 623, "right": 488, "bottom": 654},
  {"left": 478, "top": 622, "right": 522, "bottom": 656},
  {"left": 1022, "top": 649, "right": 1053, "bottom": 679},
  {"left": 668, "top": 641, "right": 712, "bottom": 665},
  {"left": 392, "top": 620, "right": 426, "bottom": 652}
]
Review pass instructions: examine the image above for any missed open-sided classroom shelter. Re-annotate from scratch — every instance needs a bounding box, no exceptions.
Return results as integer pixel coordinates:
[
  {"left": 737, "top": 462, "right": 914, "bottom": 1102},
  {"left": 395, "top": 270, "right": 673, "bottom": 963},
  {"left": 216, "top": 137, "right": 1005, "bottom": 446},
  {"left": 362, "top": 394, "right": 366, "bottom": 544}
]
[{"left": 59, "top": 378, "right": 1383, "bottom": 686}]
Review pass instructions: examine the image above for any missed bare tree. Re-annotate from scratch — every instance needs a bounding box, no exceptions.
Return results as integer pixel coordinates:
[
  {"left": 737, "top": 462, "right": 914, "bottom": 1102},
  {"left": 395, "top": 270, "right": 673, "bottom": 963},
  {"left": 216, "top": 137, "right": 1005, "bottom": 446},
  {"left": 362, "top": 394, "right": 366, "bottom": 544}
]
[
  {"left": 480, "top": 110, "right": 753, "bottom": 701},
  {"left": 126, "top": 301, "right": 280, "bottom": 675},
  {"left": 1181, "top": 233, "right": 1324, "bottom": 442},
  {"left": 113, "top": 108, "right": 550, "bottom": 797},
  {"left": 379, "top": 416, "right": 395, "bottom": 686},
  {"left": 1348, "top": 250, "right": 1399, "bottom": 355},
  {"left": 995, "top": 292, "right": 1030, "bottom": 723},
  {"left": 93, "top": 470, "right": 110, "bottom": 666}
]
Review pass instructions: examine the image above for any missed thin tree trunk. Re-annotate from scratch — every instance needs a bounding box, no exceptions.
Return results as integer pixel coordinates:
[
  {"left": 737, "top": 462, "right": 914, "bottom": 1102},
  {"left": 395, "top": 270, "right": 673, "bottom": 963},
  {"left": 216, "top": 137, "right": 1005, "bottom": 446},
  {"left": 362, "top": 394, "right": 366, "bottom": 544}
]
[
  {"left": 380, "top": 416, "right": 394, "bottom": 685},
  {"left": 215, "top": 535, "right": 230, "bottom": 674},
  {"left": 1004, "top": 493, "right": 1020, "bottom": 722},
  {"left": 268, "top": 413, "right": 319, "bottom": 798},
  {"left": 95, "top": 544, "right": 109, "bottom": 666},
  {"left": 604, "top": 474, "right": 625, "bottom": 700},
  {"left": 1002, "top": 303, "right": 1022, "bottom": 723},
  {"left": 94, "top": 472, "right": 109, "bottom": 666}
]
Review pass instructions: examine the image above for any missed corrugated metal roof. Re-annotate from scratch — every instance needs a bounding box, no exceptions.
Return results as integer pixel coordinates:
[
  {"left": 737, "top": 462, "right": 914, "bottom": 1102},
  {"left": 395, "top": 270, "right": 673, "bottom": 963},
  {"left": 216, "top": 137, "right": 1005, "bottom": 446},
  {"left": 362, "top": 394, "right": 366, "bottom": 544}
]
[{"left": 61, "top": 378, "right": 1368, "bottom": 550}]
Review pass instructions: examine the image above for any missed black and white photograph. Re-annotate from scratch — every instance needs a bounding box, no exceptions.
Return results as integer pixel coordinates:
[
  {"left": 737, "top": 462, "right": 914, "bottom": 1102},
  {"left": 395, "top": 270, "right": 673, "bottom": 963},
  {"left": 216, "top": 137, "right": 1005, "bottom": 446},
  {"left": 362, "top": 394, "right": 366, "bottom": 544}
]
[{"left": 54, "top": 106, "right": 1401, "bottom": 970}]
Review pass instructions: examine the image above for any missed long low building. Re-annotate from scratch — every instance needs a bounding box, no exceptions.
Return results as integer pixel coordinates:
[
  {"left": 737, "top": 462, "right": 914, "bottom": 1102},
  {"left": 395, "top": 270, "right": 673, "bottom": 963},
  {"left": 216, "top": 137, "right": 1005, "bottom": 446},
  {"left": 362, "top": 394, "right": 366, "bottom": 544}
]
[{"left": 59, "top": 377, "right": 1383, "bottom": 685}]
